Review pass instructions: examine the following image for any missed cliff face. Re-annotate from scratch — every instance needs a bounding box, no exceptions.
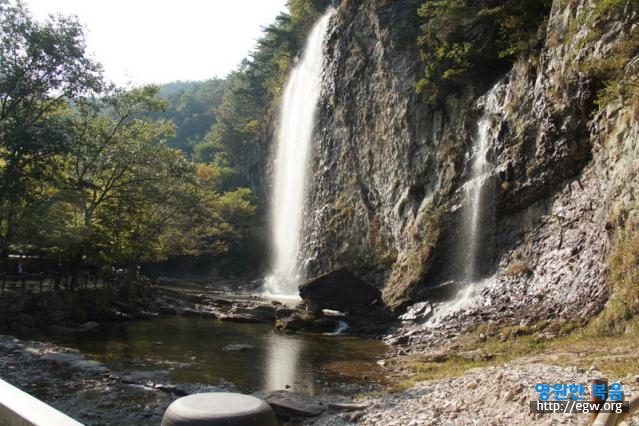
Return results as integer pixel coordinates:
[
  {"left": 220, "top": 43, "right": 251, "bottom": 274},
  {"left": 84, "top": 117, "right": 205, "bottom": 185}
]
[
  {"left": 300, "top": 0, "right": 638, "bottom": 323},
  {"left": 303, "top": 0, "right": 462, "bottom": 296}
]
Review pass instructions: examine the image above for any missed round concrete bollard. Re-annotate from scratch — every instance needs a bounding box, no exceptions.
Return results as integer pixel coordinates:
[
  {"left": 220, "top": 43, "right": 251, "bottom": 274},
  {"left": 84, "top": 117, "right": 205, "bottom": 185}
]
[{"left": 161, "top": 392, "right": 277, "bottom": 426}]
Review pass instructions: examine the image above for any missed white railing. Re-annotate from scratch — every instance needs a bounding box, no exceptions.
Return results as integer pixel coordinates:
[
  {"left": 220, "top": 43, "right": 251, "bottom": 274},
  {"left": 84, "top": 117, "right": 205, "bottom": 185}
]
[{"left": 0, "top": 378, "right": 83, "bottom": 426}]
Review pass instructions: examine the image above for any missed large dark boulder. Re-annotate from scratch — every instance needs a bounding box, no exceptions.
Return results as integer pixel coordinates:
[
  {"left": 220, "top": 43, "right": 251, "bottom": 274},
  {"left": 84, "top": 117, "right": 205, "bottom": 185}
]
[{"left": 299, "top": 268, "right": 381, "bottom": 313}]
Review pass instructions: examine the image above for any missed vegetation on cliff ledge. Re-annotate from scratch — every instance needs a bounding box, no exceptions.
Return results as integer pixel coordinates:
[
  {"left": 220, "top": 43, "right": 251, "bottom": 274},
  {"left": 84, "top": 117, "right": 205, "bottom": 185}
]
[{"left": 415, "top": 0, "right": 552, "bottom": 104}]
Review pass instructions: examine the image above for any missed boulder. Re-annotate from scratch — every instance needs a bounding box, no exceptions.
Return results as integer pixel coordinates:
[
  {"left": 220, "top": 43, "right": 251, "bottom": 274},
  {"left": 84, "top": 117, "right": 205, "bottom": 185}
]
[
  {"left": 235, "top": 304, "right": 277, "bottom": 322},
  {"left": 299, "top": 268, "right": 381, "bottom": 313}
]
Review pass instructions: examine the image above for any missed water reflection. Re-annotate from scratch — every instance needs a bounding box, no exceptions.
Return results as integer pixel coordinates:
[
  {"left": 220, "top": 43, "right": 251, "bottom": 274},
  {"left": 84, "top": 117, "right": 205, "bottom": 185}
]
[
  {"left": 43, "top": 317, "right": 388, "bottom": 396},
  {"left": 263, "top": 332, "right": 303, "bottom": 392}
]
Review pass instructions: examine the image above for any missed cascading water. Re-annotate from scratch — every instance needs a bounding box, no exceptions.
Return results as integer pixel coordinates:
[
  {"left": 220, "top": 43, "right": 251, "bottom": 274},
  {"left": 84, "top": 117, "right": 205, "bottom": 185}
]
[
  {"left": 426, "top": 84, "right": 503, "bottom": 325},
  {"left": 462, "top": 89, "right": 498, "bottom": 282},
  {"left": 264, "top": 9, "right": 334, "bottom": 296}
]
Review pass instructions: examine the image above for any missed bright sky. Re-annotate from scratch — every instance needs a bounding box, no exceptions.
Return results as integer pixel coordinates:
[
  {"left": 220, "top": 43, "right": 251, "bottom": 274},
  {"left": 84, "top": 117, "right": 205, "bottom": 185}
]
[{"left": 23, "top": 0, "right": 288, "bottom": 86}]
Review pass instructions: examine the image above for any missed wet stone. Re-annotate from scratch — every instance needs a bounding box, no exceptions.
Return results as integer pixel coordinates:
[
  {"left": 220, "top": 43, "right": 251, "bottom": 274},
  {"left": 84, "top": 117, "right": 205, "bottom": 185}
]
[{"left": 222, "top": 344, "right": 254, "bottom": 352}]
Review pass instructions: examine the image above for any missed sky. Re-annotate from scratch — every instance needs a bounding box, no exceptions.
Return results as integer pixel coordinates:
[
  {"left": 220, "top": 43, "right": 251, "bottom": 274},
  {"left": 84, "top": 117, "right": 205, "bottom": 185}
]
[{"left": 22, "top": 0, "right": 289, "bottom": 86}]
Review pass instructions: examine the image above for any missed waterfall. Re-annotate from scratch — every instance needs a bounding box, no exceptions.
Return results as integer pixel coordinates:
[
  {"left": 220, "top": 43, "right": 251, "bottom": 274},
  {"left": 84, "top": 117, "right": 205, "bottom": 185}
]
[
  {"left": 426, "top": 83, "right": 503, "bottom": 325},
  {"left": 462, "top": 88, "right": 500, "bottom": 282},
  {"left": 264, "top": 9, "right": 334, "bottom": 296},
  {"left": 324, "top": 320, "right": 349, "bottom": 336}
]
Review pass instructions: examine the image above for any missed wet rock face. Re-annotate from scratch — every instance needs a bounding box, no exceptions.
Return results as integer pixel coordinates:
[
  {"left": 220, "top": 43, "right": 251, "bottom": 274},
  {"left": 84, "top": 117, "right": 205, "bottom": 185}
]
[
  {"left": 300, "top": 0, "right": 637, "bottom": 324},
  {"left": 302, "top": 0, "right": 470, "bottom": 307}
]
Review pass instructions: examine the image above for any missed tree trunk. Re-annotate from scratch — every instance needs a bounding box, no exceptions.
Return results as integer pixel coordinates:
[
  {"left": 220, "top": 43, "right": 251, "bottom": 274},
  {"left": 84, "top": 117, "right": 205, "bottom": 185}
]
[{"left": 120, "top": 257, "right": 139, "bottom": 300}]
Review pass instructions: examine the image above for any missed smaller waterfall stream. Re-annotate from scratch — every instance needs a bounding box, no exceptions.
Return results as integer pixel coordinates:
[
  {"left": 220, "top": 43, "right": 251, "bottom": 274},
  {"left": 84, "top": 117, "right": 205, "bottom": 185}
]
[
  {"left": 462, "top": 89, "right": 499, "bottom": 282},
  {"left": 264, "top": 10, "right": 334, "bottom": 296},
  {"left": 426, "top": 84, "right": 503, "bottom": 325}
]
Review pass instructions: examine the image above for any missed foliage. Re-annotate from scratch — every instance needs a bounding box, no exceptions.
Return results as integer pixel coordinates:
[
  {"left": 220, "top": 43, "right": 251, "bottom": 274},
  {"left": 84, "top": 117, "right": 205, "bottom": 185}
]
[
  {"left": 152, "top": 79, "right": 226, "bottom": 155},
  {"left": 579, "top": 0, "right": 639, "bottom": 108},
  {"left": 415, "top": 0, "right": 552, "bottom": 104},
  {"left": 505, "top": 260, "right": 530, "bottom": 277},
  {"left": 0, "top": 0, "right": 258, "bottom": 279},
  {"left": 587, "top": 219, "right": 639, "bottom": 335},
  {"left": 0, "top": 0, "right": 103, "bottom": 263}
]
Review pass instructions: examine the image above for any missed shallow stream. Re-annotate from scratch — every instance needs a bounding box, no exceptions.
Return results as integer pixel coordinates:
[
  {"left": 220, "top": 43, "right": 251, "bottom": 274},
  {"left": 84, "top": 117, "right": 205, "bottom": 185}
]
[{"left": 45, "top": 317, "right": 389, "bottom": 395}]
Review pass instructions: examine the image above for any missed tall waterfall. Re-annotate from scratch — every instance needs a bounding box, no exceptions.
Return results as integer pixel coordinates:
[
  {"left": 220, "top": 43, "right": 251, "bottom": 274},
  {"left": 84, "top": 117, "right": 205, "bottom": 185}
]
[{"left": 264, "top": 9, "right": 334, "bottom": 296}]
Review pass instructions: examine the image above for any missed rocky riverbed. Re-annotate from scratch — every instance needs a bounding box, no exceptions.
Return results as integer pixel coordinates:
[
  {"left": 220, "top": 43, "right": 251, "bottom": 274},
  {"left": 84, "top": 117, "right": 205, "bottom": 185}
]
[
  {"left": 304, "top": 361, "right": 639, "bottom": 425},
  {"left": 0, "top": 330, "right": 384, "bottom": 425},
  {"left": 0, "top": 335, "right": 184, "bottom": 424},
  {"left": 2, "top": 282, "right": 638, "bottom": 426}
]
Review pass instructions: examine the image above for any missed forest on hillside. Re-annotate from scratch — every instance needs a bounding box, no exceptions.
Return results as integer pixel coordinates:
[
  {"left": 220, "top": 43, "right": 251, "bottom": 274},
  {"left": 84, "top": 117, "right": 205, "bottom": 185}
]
[{"left": 0, "top": 0, "right": 331, "bottom": 283}]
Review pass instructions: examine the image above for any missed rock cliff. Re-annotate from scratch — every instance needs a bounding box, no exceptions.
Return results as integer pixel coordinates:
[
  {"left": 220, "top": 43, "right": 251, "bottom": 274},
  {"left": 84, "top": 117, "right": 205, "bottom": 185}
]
[{"left": 299, "top": 0, "right": 638, "bottom": 328}]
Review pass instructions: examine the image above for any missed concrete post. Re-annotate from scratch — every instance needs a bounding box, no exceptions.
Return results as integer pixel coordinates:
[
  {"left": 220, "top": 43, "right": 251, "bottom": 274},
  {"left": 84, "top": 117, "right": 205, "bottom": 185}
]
[
  {"left": 161, "top": 392, "right": 277, "bottom": 426},
  {"left": 589, "top": 377, "right": 608, "bottom": 424}
]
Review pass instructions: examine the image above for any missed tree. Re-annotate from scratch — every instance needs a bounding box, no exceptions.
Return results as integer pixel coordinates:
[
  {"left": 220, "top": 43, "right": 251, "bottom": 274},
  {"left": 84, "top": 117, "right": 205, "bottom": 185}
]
[
  {"left": 66, "top": 86, "right": 174, "bottom": 230},
  {"left": 62, "top": 85, "right": 194, "bottom": 284},
  {"left": 152, "top": 79, "right": 226, "bottom": 155},
  {"left": 0, "top": 0, "right": 103, "bottom": 264}
]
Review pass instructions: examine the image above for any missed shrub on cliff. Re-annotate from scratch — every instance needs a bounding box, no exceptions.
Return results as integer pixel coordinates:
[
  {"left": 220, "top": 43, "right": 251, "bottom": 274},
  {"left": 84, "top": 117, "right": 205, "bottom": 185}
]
[
  {"left": 415, "top": 0, "right": 552, "bottom": 105},
  {"left": 588, "top": 219, "right": 639, "bottom": 335}
]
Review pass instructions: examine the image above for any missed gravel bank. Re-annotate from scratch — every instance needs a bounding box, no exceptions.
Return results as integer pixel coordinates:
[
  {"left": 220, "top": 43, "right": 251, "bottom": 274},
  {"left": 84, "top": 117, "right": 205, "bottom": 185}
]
[{"left": 306, "top": 362, "right": 639, "bottom": 425}]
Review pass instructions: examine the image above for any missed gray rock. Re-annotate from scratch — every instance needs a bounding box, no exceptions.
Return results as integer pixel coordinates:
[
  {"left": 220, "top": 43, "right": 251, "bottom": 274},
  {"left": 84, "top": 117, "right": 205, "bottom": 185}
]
[
  {"left": 299, "top": 267, "right": 381, "bottom": 313},
  {"left": 69, "top": 359, "right": 108, "bottom": 374},
  {"left": 40, "top": 352, "right": 83, "bottom": 364},
  {"left": 223, "top": 344, "right": 254, "bottom": 352},
  {"left": 399, "top": 301, "right": 433, "bottom": 322},
  {"left": 121, "top": 370, "right": 171, "bottom": 384},
  {"left": 260, "top": 390, "right": 325, "bottom": 418},
  {"left": 275, "top": 314, "right": 310, "bottom": 332}
]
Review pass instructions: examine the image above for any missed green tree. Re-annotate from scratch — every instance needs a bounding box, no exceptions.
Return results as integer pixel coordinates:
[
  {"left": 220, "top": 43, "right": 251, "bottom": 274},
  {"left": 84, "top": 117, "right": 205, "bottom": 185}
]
[
  {"left": 194, "top": 0, "right": 331, "bottom": 174},
  {"left": 61, "top": 86, "right": 194, "bottom": 283},
  {"left": 0, "top": 0, "right": 102, "bottom": 265},
  {"left": 153, "top": 79, "right": 226, "bottom": 155},
  {"left": 66, "top": 86, "right": 174, "bottom": 231},
  {"left": 94, "top": 148, "right": 196, "bottom": 286}
]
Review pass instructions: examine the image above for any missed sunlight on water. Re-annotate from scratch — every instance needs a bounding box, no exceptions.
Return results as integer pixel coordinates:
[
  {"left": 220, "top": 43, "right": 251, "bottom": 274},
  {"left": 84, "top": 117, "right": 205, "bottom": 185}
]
[
  {"left": 263, "top": 332, "right": 305, "bottom": 392},
  {"left": 41, "top": 317, "right": 388, "bottom": 396},
  {"left": 265, "top": 9, "right": 334, "bottom": 296}
]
